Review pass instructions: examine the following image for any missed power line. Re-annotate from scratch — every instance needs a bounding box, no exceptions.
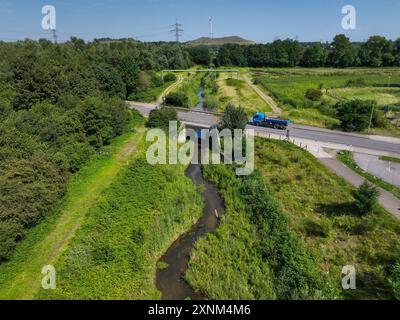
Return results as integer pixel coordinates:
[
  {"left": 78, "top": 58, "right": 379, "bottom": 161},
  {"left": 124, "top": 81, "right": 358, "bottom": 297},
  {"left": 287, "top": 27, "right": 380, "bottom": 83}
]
[
  {"left": 209, "top": 17, "right": 214, "bottom": 39},
  {"left": 170, "top": 19, "right": 183, "bottom": 42}
]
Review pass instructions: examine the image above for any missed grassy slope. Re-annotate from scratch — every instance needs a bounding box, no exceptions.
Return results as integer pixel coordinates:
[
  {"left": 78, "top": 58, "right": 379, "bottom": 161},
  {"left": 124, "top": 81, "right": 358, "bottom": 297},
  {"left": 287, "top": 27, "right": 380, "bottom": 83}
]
[
  {"left": 187, "top": 138, "right": 400, "bottom": 299},
  {"left": 217, "top": 73, "right": 272, "bottom": 115},
  {"left": 36, "top": 142, "right": 203, "bottom": 299},
  {"left": 0, "top": 127, "right": 145, "bottom": 300},
  {"left": 255, "top": 138, "right": 400, "bottom": 299}
]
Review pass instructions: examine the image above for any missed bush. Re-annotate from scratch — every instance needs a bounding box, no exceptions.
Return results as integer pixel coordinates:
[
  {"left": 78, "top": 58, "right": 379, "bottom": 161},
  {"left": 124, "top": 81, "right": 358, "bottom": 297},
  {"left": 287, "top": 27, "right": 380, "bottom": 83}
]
[
  {"left": 335, "top": 99, "right": 376, "bottom": 132},
  {"left": 353, "top": 181, "right": 380, "bottom": 215},
  {"left": 346, "top": 78, "right": 367, "bottom": 87},
  {"left": 305, "top": 89, "right": 323, "bottom": 101},
  {"left": 218, "top": 103, "right": 248, "bottom": 131},
  {"left": 163, "top": 73, "right": 177, "bottom": 83},
  {"left": 390, "top": 260, "right": 400, "bottom": 300},
  {"left": 165, "top": 91, "right": 190, "bottom": 108},
  {"left": 147, "top": 107, "right": 178, "bottom": 130},
  {"left": 203, "top": 96, "right": 220, "bottom": 110},
  {"left": 0, "top": 221, "right": 24, "bottom": 261}
]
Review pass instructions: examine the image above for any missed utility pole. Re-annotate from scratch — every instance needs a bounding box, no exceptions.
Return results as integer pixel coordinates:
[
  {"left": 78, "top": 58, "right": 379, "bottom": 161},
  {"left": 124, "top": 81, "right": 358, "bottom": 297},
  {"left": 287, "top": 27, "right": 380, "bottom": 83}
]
[
  {"left": 170, "top": 19, "right": 183, "bottom": 42},
  {"left": 52, "top": 28, "right": 58, "bottom": 44},
  {"left": 368, "top": 102, "right": 375, "bottom": 134},
  {"left": 209, "top": 16, "right": 214, "bottom": 39}
]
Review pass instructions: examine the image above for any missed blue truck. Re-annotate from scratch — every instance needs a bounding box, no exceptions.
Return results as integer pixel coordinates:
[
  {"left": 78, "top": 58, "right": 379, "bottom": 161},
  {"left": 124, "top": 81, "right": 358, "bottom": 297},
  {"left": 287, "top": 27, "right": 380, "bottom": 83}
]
[{"left": 252, "top": 113, "right": 291, "bottom": 130}]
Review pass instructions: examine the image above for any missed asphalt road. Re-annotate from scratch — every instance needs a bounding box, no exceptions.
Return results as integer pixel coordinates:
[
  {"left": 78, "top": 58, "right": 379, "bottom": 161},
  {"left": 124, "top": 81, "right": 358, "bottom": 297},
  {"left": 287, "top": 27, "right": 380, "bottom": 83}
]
[{"left": 129, "top": 104, "right": 400, "bottom": 155}]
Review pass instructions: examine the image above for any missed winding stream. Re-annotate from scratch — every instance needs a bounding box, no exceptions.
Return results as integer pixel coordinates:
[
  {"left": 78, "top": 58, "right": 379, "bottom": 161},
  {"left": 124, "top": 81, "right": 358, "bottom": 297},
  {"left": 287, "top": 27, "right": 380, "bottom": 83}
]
[{"left": 155, "top": 132, "right": 225, "bottom": 300}]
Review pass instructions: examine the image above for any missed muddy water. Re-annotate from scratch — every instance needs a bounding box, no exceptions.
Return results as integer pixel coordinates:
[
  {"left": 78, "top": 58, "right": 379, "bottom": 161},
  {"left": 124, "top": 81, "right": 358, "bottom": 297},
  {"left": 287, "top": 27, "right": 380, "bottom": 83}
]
[{"left": 155, "top": 148, "right": 225, "bottom": 300}]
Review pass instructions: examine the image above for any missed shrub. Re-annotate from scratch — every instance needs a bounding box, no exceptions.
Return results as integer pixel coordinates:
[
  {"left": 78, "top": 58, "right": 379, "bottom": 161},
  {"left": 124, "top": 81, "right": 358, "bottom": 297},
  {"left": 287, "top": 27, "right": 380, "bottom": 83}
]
[
  {"left": 165, "top": 91, "right": 189, "bottom": 108},
  {"left": 390, "top": 259, "right": 400, "bottom": 300},
  {"left": 203, "top": 96, "right": 219, "bottom": 110},
  {"left": 163, "top": 73, "right": 177, "bottom": 83},
  {"left": 147, "top": 107, "right": 178, "bottom": 130},
  {"left": 305, "top": 89, "right": 323, "bottom": 101},
  {"left": 335, "top": 99, "right": 376, "bottom": 132},
  {"left": 218, "top": 103, "right": 248, "bottom": 131},
  {"left": 0, "top": 221, "right": 24, "bottom": 261},
  {"left": 346, "top": 78, "right": 367, "bottom": 87},
  {"left": 353, "top": 181, "right": 380, "bottom": 215}
]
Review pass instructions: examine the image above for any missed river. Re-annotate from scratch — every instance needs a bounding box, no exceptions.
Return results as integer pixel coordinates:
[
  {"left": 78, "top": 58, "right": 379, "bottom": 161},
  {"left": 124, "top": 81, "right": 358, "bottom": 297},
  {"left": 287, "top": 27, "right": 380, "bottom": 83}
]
[{"left": 155, "top": 132, "right": 225, "bottom": 300}]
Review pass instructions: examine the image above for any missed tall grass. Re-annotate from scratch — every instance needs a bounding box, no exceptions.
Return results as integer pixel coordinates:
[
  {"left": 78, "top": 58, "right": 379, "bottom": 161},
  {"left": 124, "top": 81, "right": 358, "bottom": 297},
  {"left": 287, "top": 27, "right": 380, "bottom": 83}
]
[{"left": 36, "top": 143, "right": 203, "bottom": 299}]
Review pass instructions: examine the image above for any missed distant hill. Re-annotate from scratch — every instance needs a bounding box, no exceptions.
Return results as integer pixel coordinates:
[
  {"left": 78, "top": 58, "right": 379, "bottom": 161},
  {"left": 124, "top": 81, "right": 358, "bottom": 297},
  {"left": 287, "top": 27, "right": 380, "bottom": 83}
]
[{"left": 187, "top": 36, "right": 255, "bottom": 46}]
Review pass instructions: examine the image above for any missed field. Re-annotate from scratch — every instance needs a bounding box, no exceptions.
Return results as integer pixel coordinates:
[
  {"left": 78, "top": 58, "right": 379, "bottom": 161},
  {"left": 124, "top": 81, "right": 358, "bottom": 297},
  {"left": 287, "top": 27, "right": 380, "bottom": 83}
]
[
  {"left": 35, "top": 139, "right": 203, "bottom": 299},
  {"left": 213, "top": 73, "right": 271, "bottom": 115},
  {"left": 187, "top": 138, "right": 400, "bottom": 299},
  {"left": 251, "top": 68, "right": 400, "bottom": 135}
]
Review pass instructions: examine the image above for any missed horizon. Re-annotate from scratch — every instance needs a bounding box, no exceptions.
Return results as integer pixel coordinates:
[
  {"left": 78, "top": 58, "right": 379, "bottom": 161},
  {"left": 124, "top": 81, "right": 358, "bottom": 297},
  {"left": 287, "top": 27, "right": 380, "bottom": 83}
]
[{"left": 0, "top": 0, "right": 399, "bottom": 43}]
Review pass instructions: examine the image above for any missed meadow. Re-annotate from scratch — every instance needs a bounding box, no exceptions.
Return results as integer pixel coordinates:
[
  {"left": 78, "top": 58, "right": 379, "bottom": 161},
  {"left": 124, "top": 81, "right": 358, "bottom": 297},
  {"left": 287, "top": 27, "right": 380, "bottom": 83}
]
[
  {"left": 216, "top": 73, "right": 272, "bottom": 115},
  {"left": 251, "top": 68, "right": 400, "bottom": 135},
  {"left": 187, "top": 138, "right": 400, "bottom": 300},
  {"left": 36, "top": 139, "right": 203, "bottom": 299}
]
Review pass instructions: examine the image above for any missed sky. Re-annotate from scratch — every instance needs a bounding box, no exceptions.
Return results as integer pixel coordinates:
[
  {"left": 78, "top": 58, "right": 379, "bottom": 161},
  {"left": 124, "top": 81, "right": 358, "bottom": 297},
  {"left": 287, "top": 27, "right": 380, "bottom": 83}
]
[{"left": 0, "top": 0, "right": 399, "bottom": 43}]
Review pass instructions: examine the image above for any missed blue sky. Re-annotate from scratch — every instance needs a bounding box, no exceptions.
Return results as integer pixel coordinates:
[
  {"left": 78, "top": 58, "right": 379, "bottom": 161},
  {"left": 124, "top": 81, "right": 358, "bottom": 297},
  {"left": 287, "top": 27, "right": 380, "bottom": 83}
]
[{"left": 0, "top": 0, "right": 399, "bottom": 43}]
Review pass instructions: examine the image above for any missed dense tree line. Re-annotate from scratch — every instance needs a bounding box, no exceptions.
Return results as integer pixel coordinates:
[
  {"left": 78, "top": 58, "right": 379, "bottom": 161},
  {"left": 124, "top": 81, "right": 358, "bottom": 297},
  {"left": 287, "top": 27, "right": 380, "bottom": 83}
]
[
  {"left": 210, "top": 35, "right": 400, "bottom": 68},
  {"left": 0, "top": 38, "right": 193, "bottom": 261}
]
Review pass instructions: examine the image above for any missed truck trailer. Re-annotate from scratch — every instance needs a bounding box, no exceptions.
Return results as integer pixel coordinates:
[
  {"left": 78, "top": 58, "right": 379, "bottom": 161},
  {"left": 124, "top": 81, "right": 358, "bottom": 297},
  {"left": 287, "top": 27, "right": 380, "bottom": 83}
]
[{"left": 252, "top": 113, "right": 291, "bottom": 130}]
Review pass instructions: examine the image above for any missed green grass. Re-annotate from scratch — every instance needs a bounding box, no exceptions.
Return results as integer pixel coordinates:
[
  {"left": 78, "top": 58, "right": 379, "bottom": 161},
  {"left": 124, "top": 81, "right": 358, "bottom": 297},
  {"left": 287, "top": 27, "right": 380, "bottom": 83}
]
[
  {"left": 130, "top": 81, "right": 174, "bottom": 103},
  {"left": 36, "top": 142, "right": 203, "bottom": 299},
  {"left": 216, "top": 73, "right": 272, "bottom": 115},
  {"left": 252, "top": 68, "right": 400, "bottom": 135},
  {"left": 186, "top": 163, "right": 328, "bottom": 300},
  {"left": 187, "top": 138, "right": 400, "bottom": 299},
  {"left": 282, "top": 108, "right": 340, "bottom": 128},
  {"left": 380, "top": 155, "right": 400, "bottom": 164},
  {"left": 168, "top": 73, "right": 202, "bottom": 108},
  {"left": 0, "top": 126, "right": 146, "bottom": 300},
  {"left": 338, "top": 151, "right": 400, "bottom": 199}
]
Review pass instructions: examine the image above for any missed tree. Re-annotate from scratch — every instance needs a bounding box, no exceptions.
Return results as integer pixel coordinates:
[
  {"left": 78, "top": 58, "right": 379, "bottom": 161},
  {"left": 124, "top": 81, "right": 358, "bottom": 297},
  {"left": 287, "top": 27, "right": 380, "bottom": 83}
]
[
  {"left": 361, "top": 36, "right": 393, "bottom": 67},
  {"left": 188, "top": 46, "right": 212, "bottom": 66},
  {"left": 328, "top": 34, "right": 357, "bottom": 68},
  {"left": 301, "top": 44, "right": 328, "bottom": 67},
  {"left": 218, "top": 103, "right": 248, "bottom": 132},
  {"left": 353, "top": 181, "right": 380, "bottom": 215},
  {"left": 147, "top": 107, "right": 178, "bottom": 130},
  {"left": 335, "top": 99, "right": 377, "bottom": 132}
]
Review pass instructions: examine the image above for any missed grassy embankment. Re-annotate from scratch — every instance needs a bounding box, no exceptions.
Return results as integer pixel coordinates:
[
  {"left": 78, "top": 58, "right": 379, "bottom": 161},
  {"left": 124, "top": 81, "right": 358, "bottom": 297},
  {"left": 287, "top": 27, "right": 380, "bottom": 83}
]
[
  {"left": 36, "top": 139, "right": 203, "bottom": 299},
  {"left": 165, "top": 72, "right": 203, "bottom": 108},
  {"left": 337, "top": 151, "right": 400, "bottom": 199},
  {"left": 187, "top": 138, "right": 400, "bottom": 300},
  {"left": 251, "top": 68, "right": 400, "bottom": 135},
  {"left": 0, "top": 116, "right": 146, "bottom": 299},
  {"left": 215, "top": 73, "right": 272, "bottom": 115}
]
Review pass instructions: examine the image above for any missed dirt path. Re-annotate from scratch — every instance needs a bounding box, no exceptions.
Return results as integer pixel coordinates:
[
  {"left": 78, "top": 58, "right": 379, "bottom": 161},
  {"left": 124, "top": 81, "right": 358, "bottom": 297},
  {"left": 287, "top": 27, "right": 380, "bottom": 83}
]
[
  {"left": 0, "top": 128, "right": 145, "bottom": 300},
  {"left": 157, "top": 75, "right": 184, "bottom": 105},
  {"left": 243, "top": 73, "right": 282, "bottom": 115},
  {"left": 320, "top": 157, "right": 400, "bottom": 220}
]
